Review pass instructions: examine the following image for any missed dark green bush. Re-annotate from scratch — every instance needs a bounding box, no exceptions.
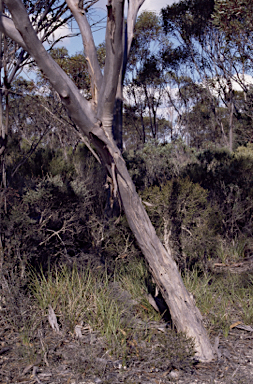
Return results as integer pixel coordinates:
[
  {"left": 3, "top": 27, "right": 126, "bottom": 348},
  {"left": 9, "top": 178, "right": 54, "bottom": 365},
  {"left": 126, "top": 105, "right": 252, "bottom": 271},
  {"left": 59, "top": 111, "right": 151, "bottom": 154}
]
[
  {"left": 1, "top": 176, "right": 91, "bottom": 272},
  {"left": 0, "top": 142, "right": 109, "bottom": 277},
  {"left": 141, "top": 178, "right": 219, "bottom": 269},
  {"left": 187, "top": 145, "right": 253, "bottom": 240},
  {"left": 2, "top": 134, "right": 253, "bottom": 279}
]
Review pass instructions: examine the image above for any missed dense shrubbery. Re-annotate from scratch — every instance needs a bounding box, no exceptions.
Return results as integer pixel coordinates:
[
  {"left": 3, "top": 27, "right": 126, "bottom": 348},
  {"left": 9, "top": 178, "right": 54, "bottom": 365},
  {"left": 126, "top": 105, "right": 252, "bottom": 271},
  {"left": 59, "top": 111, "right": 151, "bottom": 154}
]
[
  {"left": 127, "top": 141, "right": 253, "bottom": 269},
  {"left": 141, "top": 178, "right": 218, "bottom": 269},
  {"left": 1, "top": 143, "right": 107, "bottom": 275},
  {"left": 124, "top": 139, "right": 197, "bottom": 190},
  {"left": 1, "top": 138, "right": 253, "bottom": 278},
  {"left": 187, "top": 144, "right": 253, "bottom": 240}
]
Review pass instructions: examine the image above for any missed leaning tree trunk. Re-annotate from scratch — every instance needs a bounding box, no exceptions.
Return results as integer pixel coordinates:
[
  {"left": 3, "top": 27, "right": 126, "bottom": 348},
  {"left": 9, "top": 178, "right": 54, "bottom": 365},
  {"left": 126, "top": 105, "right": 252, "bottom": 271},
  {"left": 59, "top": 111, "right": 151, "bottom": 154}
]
[
  {"left": 117, "top": 168, "right": 213, "bottom": 360},
  {"left": 91, "top": 133, "right": 214, "bottom": 362},
  {"left": 0, "top": 0, "right": 215, "bottom": 362}
]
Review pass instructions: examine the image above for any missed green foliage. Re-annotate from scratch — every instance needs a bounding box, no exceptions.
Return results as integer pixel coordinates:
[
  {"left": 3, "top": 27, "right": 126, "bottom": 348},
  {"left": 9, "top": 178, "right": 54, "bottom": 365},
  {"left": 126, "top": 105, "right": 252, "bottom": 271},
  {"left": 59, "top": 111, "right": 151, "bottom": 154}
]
[
  {"left": 161, "top": 0, "right": 253, "bottom": 151},
  {"left": 124, "top": 140, "right": 197, "bottom": 190},
  {"left": 97, "top": 42, "right": 106, "bottom": 68},
  {"left": 213, "top": 0, "right": 253, "bottom": 38},
  {"left": 50, "top": 48, "right": 90, "bottom": 91},
  {"left": 129, "top": 11, "right": 162, "bottom": 67},
  {"left": 162, "top": 0, "right": 215, "bottom": 41},
  {"left": 99, "top": 216, "right": 140, "bottom": 264},
  {"left": 179, "top": 82, "right": 226, "bottom": 149},
  {"left": 141, "top": 177, "right": 218, "bottom": 269},
  {"left": 3, "top": 137, "right": 252, "bottom": 278},
  {"left": 124, "top": 142, "right": 253, "bottom": 266},
  {"left": 235, "top": 142, "right": 253, "bottom": 161},
  {"left": 188, "top": 146, "right": 253, "bottom": 239},
  {"left": 1, "top": 144, "right": 107, "bottom": 276},
  {"left": 1, "top": 177, "right": 87, "bottom": 272}
]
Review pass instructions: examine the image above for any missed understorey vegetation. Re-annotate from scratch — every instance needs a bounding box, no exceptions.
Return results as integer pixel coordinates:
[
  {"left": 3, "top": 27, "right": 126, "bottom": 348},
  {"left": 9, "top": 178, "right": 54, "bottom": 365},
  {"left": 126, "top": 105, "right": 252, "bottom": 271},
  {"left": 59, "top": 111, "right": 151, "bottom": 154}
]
[{"left": 1, "top": 136, "right": 253, "bottom": 373}]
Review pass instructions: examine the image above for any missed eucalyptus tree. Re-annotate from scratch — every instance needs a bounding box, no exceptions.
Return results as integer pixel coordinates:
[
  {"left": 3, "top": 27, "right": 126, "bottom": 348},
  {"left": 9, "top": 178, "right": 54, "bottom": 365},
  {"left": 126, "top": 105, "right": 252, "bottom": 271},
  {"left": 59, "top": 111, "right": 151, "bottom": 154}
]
[
  {"left": 0, "top": 0, "right": 77, "bottom": 189},
  {"left": 0, "top": 0, "right": 215, "bottom": 361},
  {"left": 161, "top": 0, "right": 230, "bottom": 148},
  {"left": 125, "top": 11, "right": 170, "bottom": 145},
  {"left": 212, "top": 0, "right": 253, "bottom": 148},
  {"left": 162, "top": 0, "right": 253, "bottom": 151},
  {"left": 179, "top": 82, "right": 226, "bottom": 149}
]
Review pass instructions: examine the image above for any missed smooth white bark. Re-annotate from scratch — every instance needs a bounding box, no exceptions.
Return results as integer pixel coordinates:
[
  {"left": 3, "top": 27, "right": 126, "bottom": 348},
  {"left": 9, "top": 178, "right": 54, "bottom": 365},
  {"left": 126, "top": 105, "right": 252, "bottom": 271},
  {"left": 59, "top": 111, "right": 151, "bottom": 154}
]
[
  {"left": 127, "top": 0, "right": 145, "bottom": 55},
  {"left": 66, "top": 0, "right": 102, "bottom": 103},
  {"left": 0, "top": 13, "right": 28, "bottom": 50}
]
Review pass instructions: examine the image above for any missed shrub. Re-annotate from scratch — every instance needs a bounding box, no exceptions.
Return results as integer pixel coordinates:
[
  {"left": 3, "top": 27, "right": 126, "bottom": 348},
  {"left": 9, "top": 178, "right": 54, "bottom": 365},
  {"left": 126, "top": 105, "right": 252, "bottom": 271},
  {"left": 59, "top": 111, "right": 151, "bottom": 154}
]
[
  {"left": 187, "top": 146, "right": 253, "bottom": 240},
  {"left": 141, "top": 178, "right": 219, "bottom": 269},
  {"left": 124, "top": 140, "right": 198, "bottom": 190}
]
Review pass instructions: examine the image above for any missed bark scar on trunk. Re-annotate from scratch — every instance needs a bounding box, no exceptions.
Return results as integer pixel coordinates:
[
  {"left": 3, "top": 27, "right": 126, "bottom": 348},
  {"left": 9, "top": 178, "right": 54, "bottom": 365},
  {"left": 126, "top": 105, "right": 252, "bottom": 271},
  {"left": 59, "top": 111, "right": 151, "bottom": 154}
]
[{"left": 107, "top": 2, "right": 116, "bottom": 54}]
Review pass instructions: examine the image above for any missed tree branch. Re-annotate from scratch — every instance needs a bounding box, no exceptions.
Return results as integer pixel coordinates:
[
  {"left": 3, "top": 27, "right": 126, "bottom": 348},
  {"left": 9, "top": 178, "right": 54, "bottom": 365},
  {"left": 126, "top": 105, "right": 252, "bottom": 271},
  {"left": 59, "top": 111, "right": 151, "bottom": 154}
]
[
  {"left": 97, "top": 0, "right": 124, "bottom": 128},
  {"left": 3, "top": 0, "right": 97, "bottom": 136},
  {"left": 0, "top": 13, "right": 28, "bottom": 51},
  {"left": 127, "top": 0, "right": 145, "bottom": 56},
  {"left": 66, "top": 0, "right": 102, "bottom": 104}
]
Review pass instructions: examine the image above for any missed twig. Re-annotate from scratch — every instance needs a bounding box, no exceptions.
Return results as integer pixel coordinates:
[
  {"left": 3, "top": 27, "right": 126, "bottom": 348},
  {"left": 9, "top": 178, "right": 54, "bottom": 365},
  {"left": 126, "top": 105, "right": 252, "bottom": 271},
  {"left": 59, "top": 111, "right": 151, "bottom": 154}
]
[{"left": 39, "top": 218, "right": 74, "bottom": 246}]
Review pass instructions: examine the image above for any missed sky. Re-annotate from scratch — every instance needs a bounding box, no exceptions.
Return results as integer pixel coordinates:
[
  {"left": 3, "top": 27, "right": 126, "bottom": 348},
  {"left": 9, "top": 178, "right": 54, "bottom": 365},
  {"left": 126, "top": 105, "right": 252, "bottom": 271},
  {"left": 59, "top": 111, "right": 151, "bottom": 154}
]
[
  {"left": 24, "top": 0, "right": 178, "bottom": 82},
  {"left": 55, "top": 0, "right": 179, "bottom": 55},
  {"left": 140, "top": 0, "right": 178, "bottom": 12},
  {"left": 94, "top": 0, "right": 177, "bottom": 14}
]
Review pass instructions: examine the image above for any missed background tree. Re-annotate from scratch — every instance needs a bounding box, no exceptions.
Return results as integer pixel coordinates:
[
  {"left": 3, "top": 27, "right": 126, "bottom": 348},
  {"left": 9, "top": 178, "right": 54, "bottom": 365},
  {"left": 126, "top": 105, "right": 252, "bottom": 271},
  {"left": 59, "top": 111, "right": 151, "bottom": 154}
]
[
  {"left": 0, "top": 0, "right": 78, "bottom": 194},
  {"left": 124, "top": 11, "right": 172, "bottom": 147},
  {"left": 161, "top": 0, "right": 253, "bottom": 150}
]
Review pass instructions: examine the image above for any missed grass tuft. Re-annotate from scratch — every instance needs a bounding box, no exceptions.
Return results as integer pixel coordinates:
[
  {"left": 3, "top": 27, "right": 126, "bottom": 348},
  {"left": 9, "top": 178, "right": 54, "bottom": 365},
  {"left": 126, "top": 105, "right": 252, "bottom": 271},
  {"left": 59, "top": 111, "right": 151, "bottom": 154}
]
[
  {"left": 28, "top": 261, "right": 172, "bottom": 360},
  {"left": 183, "top": 269, "right": 253, "bottom": 337}
]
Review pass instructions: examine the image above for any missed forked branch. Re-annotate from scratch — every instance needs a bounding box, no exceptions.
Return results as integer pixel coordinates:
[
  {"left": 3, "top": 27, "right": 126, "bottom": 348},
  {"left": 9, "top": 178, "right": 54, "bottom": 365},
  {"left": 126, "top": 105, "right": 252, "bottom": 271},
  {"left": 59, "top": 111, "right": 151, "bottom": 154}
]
[{"left": 66, "top": 0, "right": 102, "bottom": 103}]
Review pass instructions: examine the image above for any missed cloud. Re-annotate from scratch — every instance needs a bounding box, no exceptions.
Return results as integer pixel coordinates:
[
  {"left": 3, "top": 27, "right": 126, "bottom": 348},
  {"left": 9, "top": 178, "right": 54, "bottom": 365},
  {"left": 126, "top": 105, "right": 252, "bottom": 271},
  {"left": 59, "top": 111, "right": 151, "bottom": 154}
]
[
  {"left": 47, "top": 23, "right": 72, "bottom": 46},
  {"left": 204, "top": 74, "right": 253, "bottom": 99},
  {"left": 96, "top": 0, "right": 179, "bottom": 14},
  {"left": 140, "top": 0, "right": 179, "bottom": 13}
]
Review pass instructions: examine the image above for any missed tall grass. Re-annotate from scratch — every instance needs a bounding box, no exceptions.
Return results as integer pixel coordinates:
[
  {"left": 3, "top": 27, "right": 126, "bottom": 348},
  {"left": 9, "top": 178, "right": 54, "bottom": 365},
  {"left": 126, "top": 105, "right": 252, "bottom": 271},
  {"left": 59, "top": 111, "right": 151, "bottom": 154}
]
[
  {"left": 183, "top": 270, "right": 253, "bottom": 337},
  {"left": 29, "top": 260, "right": 160, "bottom": 358}
]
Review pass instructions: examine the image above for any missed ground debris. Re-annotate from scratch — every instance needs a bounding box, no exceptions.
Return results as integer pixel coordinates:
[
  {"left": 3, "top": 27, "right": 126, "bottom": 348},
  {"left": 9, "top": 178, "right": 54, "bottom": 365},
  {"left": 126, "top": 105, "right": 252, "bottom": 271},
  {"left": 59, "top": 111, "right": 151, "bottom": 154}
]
[{"left": 1, "top": 316, "right": 253, "bottom": 384}]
